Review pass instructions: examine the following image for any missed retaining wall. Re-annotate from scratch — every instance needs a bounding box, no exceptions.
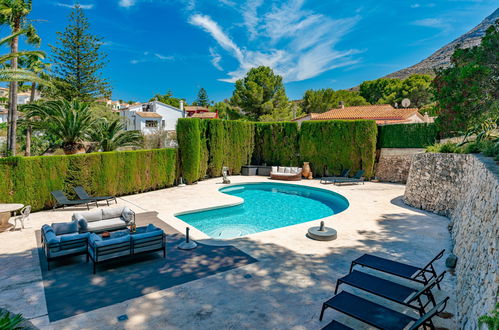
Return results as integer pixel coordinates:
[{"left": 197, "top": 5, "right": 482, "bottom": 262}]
[{"left": 404, "top": 153, "right": 498, "bottom": 329}]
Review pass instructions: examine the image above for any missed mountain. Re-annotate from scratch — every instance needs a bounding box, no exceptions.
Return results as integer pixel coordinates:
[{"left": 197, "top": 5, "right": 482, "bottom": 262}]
[{"left": 383, "top": 8, "right": 498, "bottom": 79}]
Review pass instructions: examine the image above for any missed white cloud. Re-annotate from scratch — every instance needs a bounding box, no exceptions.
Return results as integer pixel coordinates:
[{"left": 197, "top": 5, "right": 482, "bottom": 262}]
[
  {"left": 119, "top": 0, "right": 136, "bottom": 8},
  {"left": 189, "top": 0, "right": 361, "bottom": 83},
  {"left": 209, "top": 48, "right": 223, "bottom": 71},
  {"left": 412, "top": 18, "right": 447, "bottom": 28},
  {"left": 411, "top": 3, "right": 421, "bottom": 8},
  {"left": 56, "top": 2, "right": 94, "bottom": 9},
  {"left": 189, "top": 14, "right": 244, "bottom": 63},
  {"left": 155, "top": 53, "right": 174, "bottom": 60}
]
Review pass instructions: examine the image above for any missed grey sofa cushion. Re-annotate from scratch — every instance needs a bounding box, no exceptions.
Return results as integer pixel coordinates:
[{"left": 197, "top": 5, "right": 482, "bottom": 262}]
[
  {"left": 51, "top": 220, "right": 78, "bottom": 235},
  {"left": 102, "top": 206, "right": 126, "bottom": 220},
  {"left": 73, "top": 209, "right": 103, "bottom": 222},
  {"left": 86, "top": 218, "right": 127, "bottom": 232}
]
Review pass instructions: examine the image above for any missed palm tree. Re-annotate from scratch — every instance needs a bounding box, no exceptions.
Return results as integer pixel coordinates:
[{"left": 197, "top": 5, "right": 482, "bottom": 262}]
[
  {"left": 18, "top": 54, "right": 48, "bottom": 155},
  {"left": 22, "top": 100, "right": 93, "bottom": 154},
  {"left": 88, "top": 118, "right": 143, "bottom": 152},
  {"left": 0, "top": 0, "right": 41, "bottom": 155}
]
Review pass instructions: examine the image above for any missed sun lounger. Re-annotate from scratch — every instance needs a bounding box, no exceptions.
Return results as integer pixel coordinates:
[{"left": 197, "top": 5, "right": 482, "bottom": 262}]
[
  {"left": 335, "top": 270, "right": 445, "bottom": 315},
  {"left": 51, "top": 190, "right": 97, "bottom": 210},
  {"left": 320, "top": 291, "right": 449, "bottom": 330},
  {"left": 73, "top": 186, "right": 117, "bottom": 206},
  {"left": 332, "top": 170, "right": 365, "bottom": 185},
  {"left": 350, "top": 250, "right": 445, "bottom": 288},
  {"left": 321, "top": 320, "right": 353, "bottom": 330},
  {"left": 320, "top": 169, "right": 350, "bottom": 184}
]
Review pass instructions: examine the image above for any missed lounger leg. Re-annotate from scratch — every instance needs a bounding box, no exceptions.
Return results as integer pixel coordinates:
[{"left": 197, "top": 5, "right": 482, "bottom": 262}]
[
  {"left": 106, "top": 200, "right": 109, "bottom": 206},
  {"left": 163, "top": 247, "right": 166, "bottom": 258},
  {"left": 86, "top": 253, "right": 89, "bottom": 263},
  {"left": 429, "top": 264, "right": 440, "bottom": 290},
  {"left": 319, "top": 303, "right": 328, "bottom": 321},
  {"left": 334, "top": 280, "right": 342, "bottom": 294},
  {"left": 349, "top": 262, "right": 355, "bottom": 273},
  {"left": 114, "top": 197, "right": 117, "bottom": 204}
]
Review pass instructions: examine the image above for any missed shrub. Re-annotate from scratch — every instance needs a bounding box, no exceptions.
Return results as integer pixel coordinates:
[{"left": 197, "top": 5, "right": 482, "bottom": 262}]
[
  {"left": 252, "top": 122, "right": 299, "bottom": 166},
  {"left": 426, "top": 142, "right": 463, "bottom": 154},
  {"left": 0, "top": 149, "right": 176, "bottom": 211},
  {"left": 176, "top": 118, "right": 201, "bottom": 184},
  {"left": 481, "top": 140, "right": 499, "bottom": 159},
  {"left": 377, "top": 123, "right": 438, "bottom": 148},
  {"left": 299, "top": 120, "right": 377, "bottom": 177}
]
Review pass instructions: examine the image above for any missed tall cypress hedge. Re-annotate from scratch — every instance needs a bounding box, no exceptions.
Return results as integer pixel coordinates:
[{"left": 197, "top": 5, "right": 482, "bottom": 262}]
[
  {"left": 252, "top": 122, "right": 299, "bottom": 166},
  {"left": 377, "top": 123, "right": 438, "bottom": 148},
  {"left": 299, "top": 120, "right": 377, "bottom": 177},
  {"left": 0, "top": 149, "right": 176, "bottom": 211},
  {"left": 177, "top": 118, "right": 201, "bottom": 183}
]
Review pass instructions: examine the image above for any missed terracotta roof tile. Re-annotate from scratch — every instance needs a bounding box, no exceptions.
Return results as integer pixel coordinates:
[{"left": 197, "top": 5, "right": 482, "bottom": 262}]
[
  {"left": 135, "top": 112, "right": 162, "bottom": 118},
  {"left": 312, "top": 104, "right": 421, "bottom": 122},
  {"left": 185, "top": 106, "right": 209, "bottom": 112},
  {"left": 191, "top": 112, "right": 218, "bottom": 119}
]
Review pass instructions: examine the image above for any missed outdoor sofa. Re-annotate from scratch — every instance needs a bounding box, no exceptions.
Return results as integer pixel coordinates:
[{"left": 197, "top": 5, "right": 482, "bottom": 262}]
[
  {"left": 41, "top": 222, "right": 90, "bottom": 270},
  {"left": 72, "top": 206, "right": 135, "bottom": 233},
  {"left": 270, "top": 166, "right": 302, "bottom": 181},
  {"left": 88, "top": 224, "right": 165, "bottom": 274}
]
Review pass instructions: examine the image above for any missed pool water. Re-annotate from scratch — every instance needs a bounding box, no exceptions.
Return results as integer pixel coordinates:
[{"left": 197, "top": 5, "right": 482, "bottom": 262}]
[{"left": 176, "top": 183, "right": 349, "bottom": 239}]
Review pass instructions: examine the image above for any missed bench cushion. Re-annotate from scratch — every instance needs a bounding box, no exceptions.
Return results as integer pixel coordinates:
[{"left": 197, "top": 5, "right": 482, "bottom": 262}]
[
  {"left": 74, "top": 209, "right": 102, "bottom": 222},
  {"left": 86, "top": 218, "right": 127, "bottom": 232},
  {"left": 102, "top": 206, "right": 125, "bottom": 220}
]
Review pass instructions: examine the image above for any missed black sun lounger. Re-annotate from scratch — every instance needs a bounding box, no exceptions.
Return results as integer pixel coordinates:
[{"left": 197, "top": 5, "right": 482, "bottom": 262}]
[
  {"left": 320, "top": 291, "right": 449, "bottom": 330},
  {"left": 73, "top": 186, "right": 117, "bottom": 206},
  {"left": 320, "top": 169, "right": 351, "bottom": 184},
  {"left": 350, "top": 250, "right": 445, "bottom": 288},
  {"left": 332, "top": 170, "right": 365, "bottom": 185},
  {"left": 321, "top": 320, "right": 353, "bottom": 330},
  {"left": 335, "top": 270, "right": 446, "bottom": 315},
  {"left": 51, "top": 190, "right": 97, "bottom": 210}
]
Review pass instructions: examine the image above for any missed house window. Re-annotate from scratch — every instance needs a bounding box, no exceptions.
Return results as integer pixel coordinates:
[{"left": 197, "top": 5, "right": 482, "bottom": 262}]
[{"left": 145, "top": 120, "right": 158, "bottom": 128}]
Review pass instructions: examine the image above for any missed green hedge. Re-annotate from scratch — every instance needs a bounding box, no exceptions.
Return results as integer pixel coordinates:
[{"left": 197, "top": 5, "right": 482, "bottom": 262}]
[
  {"left": 178, "top": 118, "right": 255, "bottom": 181},
  {"left": 177, "top": 118, "right": 201, "bottom": 184},
  {"left": 252, "top": 122, "right": 299, "bottom": 166},
  {"left": 0, "top": 149, "right": 176, "bottom": 211},
  {"left": 377, "top": 123, "right": 438, "bottom": 148},
  {"left": 299, "top": 120, "right": 377, "bottom": 177}
]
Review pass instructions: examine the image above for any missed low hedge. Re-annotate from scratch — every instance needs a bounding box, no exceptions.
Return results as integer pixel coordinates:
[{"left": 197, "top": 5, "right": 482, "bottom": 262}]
[
  {"left": 299, "top": 120, "right": 377, "bottom": 177},
  {"left": 377, "top": 123, "right": 438, "bottom": 148},
  {"left": 0, "top": 149, "right": 176, "bottom": 211},
  {"left": 252, "top": 122, "right": 299, "bottom": 166}
]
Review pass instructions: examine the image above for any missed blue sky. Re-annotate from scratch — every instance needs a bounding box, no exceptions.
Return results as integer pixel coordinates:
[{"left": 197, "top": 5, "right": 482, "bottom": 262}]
[{"left": 17, "top": 1, "right": 499, "bottom": 102}]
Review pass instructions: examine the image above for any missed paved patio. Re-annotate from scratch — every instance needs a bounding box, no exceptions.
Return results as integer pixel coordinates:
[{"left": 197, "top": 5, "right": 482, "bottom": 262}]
[{"left": 0, "top": 177, "right": 456, "bottom": 329}]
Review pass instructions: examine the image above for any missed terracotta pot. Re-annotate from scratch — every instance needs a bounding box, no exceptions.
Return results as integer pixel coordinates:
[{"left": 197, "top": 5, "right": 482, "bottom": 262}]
[{"left": 302, "top": 162, "right": 311, "bottom": 178}]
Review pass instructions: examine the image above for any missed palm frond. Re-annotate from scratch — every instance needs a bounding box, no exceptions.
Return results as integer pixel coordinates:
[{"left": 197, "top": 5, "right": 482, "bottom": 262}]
[
  {"left": 0, "top": 68, "right": 52, "bottom": 86},
  {"left": 0, "top": 50, "right": 45, "bottom": 64}
]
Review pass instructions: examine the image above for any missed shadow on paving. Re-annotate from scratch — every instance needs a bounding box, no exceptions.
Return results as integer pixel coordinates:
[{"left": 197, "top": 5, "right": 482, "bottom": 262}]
[{"left": 35, "top": 212, "right": 257, "bottom": 322}]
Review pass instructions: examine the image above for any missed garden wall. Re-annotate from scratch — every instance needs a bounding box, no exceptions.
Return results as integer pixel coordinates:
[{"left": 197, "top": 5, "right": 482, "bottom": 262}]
[
  {"left": 375, "top": 148, "right": 425, "bottom": 183},
  {"left": 404, "top": 153, "right": 498, "bottom": 329},
  {"left": 0, "top": 149, "right": 177, "bottom": 211}
]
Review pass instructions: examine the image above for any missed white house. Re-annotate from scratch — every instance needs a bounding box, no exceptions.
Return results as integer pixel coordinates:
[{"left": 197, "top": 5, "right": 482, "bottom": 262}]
[
  {"left": 0, "top": 108, "right": 7, "bottom": 124},
  {"left": 120, "top": 101, "right": 185, "bottom": 134}
]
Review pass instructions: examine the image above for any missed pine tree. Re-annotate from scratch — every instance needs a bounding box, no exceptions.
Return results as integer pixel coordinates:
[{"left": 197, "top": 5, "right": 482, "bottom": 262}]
[
  {"left": 195, "top": 88, "right": 209, "bottom": 107},
  {"left": 50, "top": 4, "right": 110, "bottom": 101}
]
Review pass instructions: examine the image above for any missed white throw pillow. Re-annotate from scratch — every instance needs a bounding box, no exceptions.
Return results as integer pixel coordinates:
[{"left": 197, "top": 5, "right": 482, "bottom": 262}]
[
  {"left": 272, "top": 166, "right": 278, "bottom": 173},
  {"left": 284, "top": 167, "right": 291, "bottom": 173}
]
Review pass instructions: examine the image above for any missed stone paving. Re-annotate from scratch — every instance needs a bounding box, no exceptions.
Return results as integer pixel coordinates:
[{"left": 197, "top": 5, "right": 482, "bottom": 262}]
[{"left": 0, "top": 177, "right": 457, "bottom": 329}]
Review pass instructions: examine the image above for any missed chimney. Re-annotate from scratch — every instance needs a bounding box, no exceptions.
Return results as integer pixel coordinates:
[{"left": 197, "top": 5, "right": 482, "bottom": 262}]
[
  {"left": 339, "top": 101, "right": 344, "bottom": 109},
  {"left": 424, "top": 112, "right": 430, "bottom": 123},
  {"left": 180, "top": 100, "right": 185, "bottom": 118}
]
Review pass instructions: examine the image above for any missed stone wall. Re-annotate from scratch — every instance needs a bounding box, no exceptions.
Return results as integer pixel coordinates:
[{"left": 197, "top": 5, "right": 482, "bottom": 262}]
[
  {"left": 375, "top": 148, "right": 424, "bottom": 183},
  {"left": 404, "top": 153, "right": 498, "bottom": 329}
]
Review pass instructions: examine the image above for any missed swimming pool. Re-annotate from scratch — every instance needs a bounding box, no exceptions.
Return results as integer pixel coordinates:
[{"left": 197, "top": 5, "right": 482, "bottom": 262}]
[{"left": 176, "top": 182, "right": 349, "bottom": 239}]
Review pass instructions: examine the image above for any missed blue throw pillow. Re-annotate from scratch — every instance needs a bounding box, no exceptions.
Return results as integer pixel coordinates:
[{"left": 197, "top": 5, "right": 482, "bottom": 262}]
[
  {"left": 42, "top": 224, "right": 54, "bottom": 235},
  {"left": 44, "top": 230, "right": 60, "bottom": 245},
  {"left": 51, "top": 220, "right": 78, "bottom": 236}
]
